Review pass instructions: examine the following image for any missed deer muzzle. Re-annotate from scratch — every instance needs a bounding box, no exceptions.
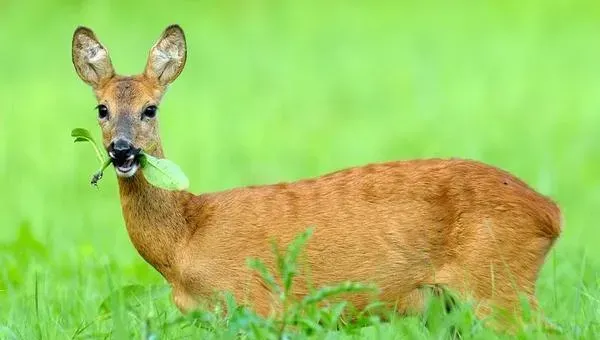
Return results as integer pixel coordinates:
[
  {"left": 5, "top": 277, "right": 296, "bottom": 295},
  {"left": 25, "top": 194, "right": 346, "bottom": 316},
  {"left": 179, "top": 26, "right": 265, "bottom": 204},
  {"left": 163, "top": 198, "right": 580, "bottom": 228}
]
[{"left": 108, "top": 138, "right": 141, "bottom": 177}]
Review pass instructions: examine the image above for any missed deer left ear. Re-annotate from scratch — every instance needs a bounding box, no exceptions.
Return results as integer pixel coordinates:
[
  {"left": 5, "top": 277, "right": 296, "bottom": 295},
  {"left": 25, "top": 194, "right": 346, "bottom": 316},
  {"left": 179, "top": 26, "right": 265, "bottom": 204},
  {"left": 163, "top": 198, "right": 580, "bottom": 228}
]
[
  {"left": 144, "top": 25, "right": 187, "bottom": 86},
  {"left": 72, "top": 26, "right": 115, "bottom": 88}
]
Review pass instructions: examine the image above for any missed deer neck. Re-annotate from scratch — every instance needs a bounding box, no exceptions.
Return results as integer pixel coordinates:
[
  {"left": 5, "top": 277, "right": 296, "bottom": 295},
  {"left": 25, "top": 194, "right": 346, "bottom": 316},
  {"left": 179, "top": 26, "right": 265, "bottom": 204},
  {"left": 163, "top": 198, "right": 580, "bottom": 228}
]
[{"left": 116, "top": 145, "right": 191, "bottom": 278}]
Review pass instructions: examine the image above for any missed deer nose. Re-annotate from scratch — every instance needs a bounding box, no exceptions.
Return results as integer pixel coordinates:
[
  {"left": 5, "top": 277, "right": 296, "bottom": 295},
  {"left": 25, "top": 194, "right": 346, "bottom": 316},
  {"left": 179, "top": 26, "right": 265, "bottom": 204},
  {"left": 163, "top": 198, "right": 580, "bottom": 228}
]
[{"left": 108, "top": 139, "right": 135, "bottom": 163}]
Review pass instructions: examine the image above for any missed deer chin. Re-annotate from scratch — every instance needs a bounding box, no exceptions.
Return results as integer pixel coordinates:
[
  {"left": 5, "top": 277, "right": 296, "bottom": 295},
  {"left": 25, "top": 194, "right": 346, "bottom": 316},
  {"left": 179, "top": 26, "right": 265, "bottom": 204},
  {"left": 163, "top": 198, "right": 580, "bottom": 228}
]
[{"left": 115, "top": 159, "right": 140, "bottom": 178}]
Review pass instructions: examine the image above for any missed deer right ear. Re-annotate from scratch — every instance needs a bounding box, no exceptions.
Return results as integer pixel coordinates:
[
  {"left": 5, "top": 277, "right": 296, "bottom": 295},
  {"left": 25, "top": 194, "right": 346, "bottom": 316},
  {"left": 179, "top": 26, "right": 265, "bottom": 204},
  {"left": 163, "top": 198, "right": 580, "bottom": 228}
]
[
  {"left": 72, "top": 27, "right": 114, "bottom": 87},
  {"left": 144, "top": 25, "right": 187, "bottom": 86}
]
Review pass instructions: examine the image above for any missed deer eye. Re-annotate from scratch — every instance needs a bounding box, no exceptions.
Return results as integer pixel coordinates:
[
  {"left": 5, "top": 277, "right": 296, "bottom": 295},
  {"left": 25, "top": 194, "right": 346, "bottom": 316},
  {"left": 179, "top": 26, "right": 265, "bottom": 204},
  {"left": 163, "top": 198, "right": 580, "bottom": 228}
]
[
  {"left": 97, "top": 104, "right": 109, "bottom": 119},
  {"left": 142, "top": 105, "right": 157, "bottom": 119}
]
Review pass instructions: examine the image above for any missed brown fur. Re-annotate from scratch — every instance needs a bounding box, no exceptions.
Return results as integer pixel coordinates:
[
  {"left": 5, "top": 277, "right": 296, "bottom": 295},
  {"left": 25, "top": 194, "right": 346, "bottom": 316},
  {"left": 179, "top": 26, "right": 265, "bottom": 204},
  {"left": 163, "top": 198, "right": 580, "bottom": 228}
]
[{"left": 72, "top": 25, "right": 562, "bottom": 329}]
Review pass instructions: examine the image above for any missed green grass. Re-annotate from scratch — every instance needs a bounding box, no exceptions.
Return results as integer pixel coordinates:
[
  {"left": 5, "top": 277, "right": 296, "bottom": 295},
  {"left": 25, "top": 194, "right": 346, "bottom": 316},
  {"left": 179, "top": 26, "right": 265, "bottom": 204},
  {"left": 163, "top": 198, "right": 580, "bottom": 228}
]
[{"left": 1, "top": 0, "right": 600, "bottom": 338}]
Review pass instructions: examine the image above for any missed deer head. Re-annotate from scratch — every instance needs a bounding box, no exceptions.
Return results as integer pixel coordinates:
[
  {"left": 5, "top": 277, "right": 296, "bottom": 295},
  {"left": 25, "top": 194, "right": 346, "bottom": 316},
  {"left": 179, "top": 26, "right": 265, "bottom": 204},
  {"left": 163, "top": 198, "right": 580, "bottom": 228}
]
[{"left": 71, "top": 25, "right": 187, "bottom": 177}]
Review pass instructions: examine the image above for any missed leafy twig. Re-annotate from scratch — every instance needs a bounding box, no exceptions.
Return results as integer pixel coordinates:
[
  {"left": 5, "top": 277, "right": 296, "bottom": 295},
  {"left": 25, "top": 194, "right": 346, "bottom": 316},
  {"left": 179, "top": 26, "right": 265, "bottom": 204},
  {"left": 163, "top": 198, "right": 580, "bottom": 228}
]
[{"left": 91, "top": 158, "right": 113, "bottom": 187}]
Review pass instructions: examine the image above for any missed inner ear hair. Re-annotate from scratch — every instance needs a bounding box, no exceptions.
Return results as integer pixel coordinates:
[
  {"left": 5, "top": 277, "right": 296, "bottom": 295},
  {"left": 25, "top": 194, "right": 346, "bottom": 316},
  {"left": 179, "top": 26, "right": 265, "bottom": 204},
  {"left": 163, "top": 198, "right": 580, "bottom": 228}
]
[
  {"left": 72, "top": 26, "right": 114, "bottom": 87},
  {"left": 145, "top": 25, "right": 187, "bottom": 86}
]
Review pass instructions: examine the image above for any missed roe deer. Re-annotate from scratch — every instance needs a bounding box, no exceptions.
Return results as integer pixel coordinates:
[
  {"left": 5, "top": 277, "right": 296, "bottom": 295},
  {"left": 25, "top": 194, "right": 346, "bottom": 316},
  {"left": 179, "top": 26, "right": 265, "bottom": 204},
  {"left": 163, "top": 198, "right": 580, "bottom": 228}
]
[{"left": 71, "top": 25, "right": 562, "bottom": 329}]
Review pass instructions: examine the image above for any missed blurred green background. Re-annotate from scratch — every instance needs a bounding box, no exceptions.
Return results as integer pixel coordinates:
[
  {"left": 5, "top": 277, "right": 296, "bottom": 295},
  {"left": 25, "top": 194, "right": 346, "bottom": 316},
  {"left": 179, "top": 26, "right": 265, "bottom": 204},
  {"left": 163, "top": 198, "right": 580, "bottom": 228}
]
[{"left": 1, "top": 0, "right": 600, "bottom": 338}]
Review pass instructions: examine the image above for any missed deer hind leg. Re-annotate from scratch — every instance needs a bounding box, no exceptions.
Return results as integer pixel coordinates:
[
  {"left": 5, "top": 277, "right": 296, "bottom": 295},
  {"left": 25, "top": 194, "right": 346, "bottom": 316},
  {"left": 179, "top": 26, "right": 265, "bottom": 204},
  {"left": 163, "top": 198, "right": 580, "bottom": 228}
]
[
  {"left": 483, "top": 235, "right": 553, "bottom": 330},
  {"left": 440, "top": 234, "right": 554, "bottom": 331}
]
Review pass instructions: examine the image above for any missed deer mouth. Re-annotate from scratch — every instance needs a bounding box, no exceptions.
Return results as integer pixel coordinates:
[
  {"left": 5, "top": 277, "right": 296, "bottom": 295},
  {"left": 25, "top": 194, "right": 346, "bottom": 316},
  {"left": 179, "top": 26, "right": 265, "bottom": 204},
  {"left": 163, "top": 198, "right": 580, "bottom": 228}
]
[{"left": 110, "top": 153, "right": 140, "bottom": 178}]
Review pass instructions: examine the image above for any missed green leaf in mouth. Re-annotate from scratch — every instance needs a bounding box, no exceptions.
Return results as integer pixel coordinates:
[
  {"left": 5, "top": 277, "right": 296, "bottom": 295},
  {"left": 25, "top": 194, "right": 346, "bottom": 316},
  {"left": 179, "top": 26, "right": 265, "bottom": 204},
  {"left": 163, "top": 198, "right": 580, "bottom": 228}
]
[{"left": 139, "top": 152, "right": 190, "bottom": 191}]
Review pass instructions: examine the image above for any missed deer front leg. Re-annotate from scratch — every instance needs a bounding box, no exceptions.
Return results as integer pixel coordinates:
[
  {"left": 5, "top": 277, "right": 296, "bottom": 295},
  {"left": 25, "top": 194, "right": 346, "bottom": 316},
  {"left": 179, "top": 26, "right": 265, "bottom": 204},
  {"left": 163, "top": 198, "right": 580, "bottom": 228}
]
[{"left": 171, "top": 284, "right": 199, "bottom": 314}]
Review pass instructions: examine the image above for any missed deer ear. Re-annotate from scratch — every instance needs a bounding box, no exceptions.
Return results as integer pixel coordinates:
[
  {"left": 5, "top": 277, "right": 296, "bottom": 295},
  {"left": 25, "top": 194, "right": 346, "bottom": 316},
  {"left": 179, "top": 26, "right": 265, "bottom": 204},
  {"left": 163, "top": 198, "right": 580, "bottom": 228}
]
[
  {"left": 144, "top": 25, "right": 187, "bottom": 86},
  {"left": 72, "top": 27, "right": 114, "bottom": 87}
]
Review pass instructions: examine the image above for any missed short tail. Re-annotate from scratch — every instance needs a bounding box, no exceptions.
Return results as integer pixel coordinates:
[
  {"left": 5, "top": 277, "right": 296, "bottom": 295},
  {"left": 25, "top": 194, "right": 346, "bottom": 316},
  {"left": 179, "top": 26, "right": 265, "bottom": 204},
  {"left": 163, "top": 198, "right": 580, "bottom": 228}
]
[{"left": 538, "top": 198, "right": 562, "bottom": 241}]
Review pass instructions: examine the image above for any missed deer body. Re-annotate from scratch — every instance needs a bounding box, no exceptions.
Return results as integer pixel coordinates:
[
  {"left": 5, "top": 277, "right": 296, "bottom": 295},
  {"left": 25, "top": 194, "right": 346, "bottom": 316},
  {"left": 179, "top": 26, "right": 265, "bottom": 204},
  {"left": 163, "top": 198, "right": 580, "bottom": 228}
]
[
  {"left": 72, "top": 25, "right": 561, "bottom": 327},
  {"left": 119, "top": 158, "right": 560, "bottom": 317}
]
